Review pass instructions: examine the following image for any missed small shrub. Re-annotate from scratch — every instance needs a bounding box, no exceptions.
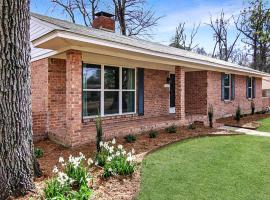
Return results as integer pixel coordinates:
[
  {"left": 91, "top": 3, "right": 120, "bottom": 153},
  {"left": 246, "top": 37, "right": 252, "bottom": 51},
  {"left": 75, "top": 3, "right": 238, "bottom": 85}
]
[
  {"left": 251, "top": 101, "right": 255, "bottom": 115},
  {"left": 44, "top": 178, "right": 70, "bottom": 199},
  {"left": 67, "top": 184, "right": 92, "bottom": 200},
  {"left": 124, "top": 134, "right": 137, "bottom": 143},
  {"left": 34, "top": 148, "right": 44, "bottom": 158},
  {"left": 208, "top": 104, "right": 214, "bottom": 128},
  {"left": 165, "top": 125, "right": 177, "bottom": 133},
  {"left": 103, "top": 152, "right": 135, "bottom": 178},
  {"left": 95, "top": 142, "right": 110, "bottom": 167},
  {"left": 149, "top": 130, "right": 158, "bottom": 138},
  {"left": 95, "top": 114, "right": 103, "bottom": 153},
  {"left": 187, "top": 123, "right": 196, "bottom": 130},
  {"left": 64, "top": 153, "right": 90, "bottom": 187},
  {"left": 235, "top": 105, "right": 241, "bottom": 122},
  {"left": 95, "top": 139, "right": 136, "bottom": 178},
  {"left": 44, "top": 153, "right": 92, "bottom": 199}
]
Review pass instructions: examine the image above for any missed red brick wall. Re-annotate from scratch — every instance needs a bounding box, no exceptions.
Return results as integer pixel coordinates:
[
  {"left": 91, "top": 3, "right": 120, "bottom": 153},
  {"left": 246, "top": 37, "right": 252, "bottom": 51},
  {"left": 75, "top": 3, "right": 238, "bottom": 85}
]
[
  {"left": 92, "top": 16, "right": 115, "bottom": 32},
  {"left": 175, "top": 66, "right": 185, "bottom": 121},
  {"left": 47, "top": 58, "right": 67, "bottom": 143},
  {"left": 31, "top": 59, "right": 48, "bottom": 141},
  {"left": 262, "top": 97, "right": 270, "bottom": 108},
  {"left": 185, "top": 71, "right": 207, "bottom": 115},
  {"left": 80, "top": 68, "right": 171, "bottom": 143},
  {"left": 144, "top": 69, "right": 170, "bottom": 117},
  {"left": 207, "top": 71, "right": 263, "bottom": 119}
]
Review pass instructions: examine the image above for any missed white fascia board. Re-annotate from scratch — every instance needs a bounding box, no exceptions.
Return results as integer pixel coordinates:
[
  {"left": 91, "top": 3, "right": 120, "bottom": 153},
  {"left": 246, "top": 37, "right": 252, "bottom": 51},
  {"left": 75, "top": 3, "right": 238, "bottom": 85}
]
[{"left": 32, "top": 30, "right": 270, "bottom": 77}]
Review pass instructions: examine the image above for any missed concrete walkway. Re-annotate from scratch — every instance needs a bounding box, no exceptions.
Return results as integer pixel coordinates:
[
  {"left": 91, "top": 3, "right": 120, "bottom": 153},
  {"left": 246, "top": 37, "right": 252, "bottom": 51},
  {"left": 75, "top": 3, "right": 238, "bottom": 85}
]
[{"left": 221, "top": 126, "right": 270, "bottom": 137}]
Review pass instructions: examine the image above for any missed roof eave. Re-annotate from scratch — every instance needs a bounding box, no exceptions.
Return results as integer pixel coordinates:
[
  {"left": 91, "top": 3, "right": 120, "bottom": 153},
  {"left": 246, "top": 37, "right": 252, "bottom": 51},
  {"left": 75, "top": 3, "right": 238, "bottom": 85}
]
[{"left": 32, "top": 30, "right": 270, "bottom": 78}]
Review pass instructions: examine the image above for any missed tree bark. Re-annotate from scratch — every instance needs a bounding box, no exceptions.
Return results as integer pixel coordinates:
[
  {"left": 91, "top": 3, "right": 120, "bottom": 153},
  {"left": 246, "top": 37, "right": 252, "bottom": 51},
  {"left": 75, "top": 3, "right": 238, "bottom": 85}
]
[{"left": 0, "top": 0, "right": 36, "bottom": 199}]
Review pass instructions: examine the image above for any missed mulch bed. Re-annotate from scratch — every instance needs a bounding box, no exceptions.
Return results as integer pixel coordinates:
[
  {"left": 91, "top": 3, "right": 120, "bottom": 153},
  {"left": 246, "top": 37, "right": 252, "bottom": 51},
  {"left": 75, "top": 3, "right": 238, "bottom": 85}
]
[
  {"left": 35, "top": 125, "right": 217, "bottom": 179},
  {"left": 18, "top": 125, "right": 227, "bottom": 200},
  {"left": 216, "top": 113, "right": 270, "bottom": 129}
]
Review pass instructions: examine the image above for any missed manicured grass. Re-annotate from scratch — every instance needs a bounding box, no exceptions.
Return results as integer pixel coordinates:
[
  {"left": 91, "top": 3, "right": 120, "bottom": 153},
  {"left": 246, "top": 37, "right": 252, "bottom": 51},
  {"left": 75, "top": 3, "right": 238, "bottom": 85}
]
[
  {"left": 257, "top": 118, "right": 270, "bottom": 132},
  {"left": 138, "top": 136, "right": 270, "bottom": 200}
]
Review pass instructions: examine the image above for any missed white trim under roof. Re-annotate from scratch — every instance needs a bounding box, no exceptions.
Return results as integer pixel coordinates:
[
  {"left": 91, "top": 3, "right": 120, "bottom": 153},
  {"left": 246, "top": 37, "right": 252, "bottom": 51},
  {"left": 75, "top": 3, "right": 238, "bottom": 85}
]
[{"left": 32, "top": 29, "right": 270, "bottom": 77}]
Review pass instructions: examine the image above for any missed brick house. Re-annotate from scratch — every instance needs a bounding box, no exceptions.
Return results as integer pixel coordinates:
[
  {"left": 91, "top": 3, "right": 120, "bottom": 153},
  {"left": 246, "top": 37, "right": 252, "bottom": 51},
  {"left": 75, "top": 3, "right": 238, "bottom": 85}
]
[{"left": 30, "top": 12, "right": 270, "bottom": 147}]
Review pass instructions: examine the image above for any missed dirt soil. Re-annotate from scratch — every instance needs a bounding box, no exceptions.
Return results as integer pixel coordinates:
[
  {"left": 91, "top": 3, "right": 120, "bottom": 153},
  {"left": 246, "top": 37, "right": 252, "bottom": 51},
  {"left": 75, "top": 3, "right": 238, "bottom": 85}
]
[
  {"left": 17, "top": 125, "right": 222, "bottom": 200},
  {"left": 216, "top": 113, "right": 270, "bottom": 129}
]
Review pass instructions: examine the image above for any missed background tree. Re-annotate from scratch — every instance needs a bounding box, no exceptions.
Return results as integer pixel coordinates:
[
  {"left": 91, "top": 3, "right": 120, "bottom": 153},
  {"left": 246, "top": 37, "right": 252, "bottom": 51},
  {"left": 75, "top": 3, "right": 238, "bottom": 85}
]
[
  {"left": 112, "top": 0, "right": 161, "bottom": 36},
  {"left": 0, "top": 0, "right": 40, "bottom": 199},
  {"left": 51, "top": 0, "right": 161, "bottom": 37},
  {"left": 170, "top": 22, "right": 200, "bottom": 51},
  {"left": 207, "top": 11, "right": 240, "bottom": 61},
  {"left": 235, "top": 0, "right": 270, "bottom": 71},
  {"left": 194, "top": 47, "right": 208, "bottom": 56},
  {"left": 51, "top": 0, "right": 100, "bottom": 26}
]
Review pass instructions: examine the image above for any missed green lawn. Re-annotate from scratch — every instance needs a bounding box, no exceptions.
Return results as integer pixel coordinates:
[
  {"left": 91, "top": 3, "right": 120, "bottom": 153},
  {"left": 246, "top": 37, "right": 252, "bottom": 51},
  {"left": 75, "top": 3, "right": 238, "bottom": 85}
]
[
  {"left": 257, "top": 118, "right": 270, "bottom": 132},
  {"left": 138, "top": 136, "right": 270, "bottom": 200}
]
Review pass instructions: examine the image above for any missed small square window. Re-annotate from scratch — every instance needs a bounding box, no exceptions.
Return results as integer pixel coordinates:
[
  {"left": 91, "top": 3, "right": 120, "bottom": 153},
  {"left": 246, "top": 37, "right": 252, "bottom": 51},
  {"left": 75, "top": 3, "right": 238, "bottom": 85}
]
[
  {"left": 83, "top": 91, "right": 101, "bottom": 116},
  {"left": 104, "top": 91, "right": 119, "bottom": 115},
  {"left": 122, "top": 68, "right": 135, "bottom": 89},
  {"left": 122, "top": 91, "right": 135, "bottom": 113},
  {"left": 83, "top": 64, "right": 101, "bottom": 89},
  {"left": 104, "top": 66, "right": 119, "bottom": 89}
]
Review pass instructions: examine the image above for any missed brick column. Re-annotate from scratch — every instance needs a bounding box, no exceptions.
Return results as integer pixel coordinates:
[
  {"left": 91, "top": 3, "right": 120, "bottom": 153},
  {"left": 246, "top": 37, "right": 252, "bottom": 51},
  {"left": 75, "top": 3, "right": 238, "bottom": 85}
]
[
  {"left": 175, "top": 66, "right": 185, "bottom": 122},
  {"left": 66, "top": 50, "right": 82, "bottom": 147}
]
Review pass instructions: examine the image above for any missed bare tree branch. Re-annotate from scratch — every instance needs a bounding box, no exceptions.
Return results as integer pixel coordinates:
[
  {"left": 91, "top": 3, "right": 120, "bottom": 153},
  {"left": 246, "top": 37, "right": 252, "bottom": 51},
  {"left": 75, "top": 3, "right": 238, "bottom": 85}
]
[
  {"left": 207, "top": 11, "right": 239, "bottom": 61},
  {"left": 170, "top": 22, "right": 200, "bottom": 51}
]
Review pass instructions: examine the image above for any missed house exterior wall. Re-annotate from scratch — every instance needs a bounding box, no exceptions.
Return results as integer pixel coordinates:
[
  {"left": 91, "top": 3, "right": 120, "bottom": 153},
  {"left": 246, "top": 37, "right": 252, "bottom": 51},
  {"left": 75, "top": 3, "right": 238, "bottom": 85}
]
[
  {"left": 144, "top": 69, "right": 170, "bottom": 117},
  {"left": 31, "top": 55, "right": 268, "bottom": 147},
  {"left": 31, "top": 59, "right": 49, "bottom": 141},
  {"left": 185, "top": 71, "right": 207, "bottom": 115},
  {"left": 47, "top": 58, "right": 67, "bottom": 143},
  {"left": 31, "top": 56, "right": 171, "bottom": 146},
  {"left": 80, "top": 68, "right": 171, "bottom": 143},
  {"left": 207, "top": 71, "right": 263, "bottom": 119}
]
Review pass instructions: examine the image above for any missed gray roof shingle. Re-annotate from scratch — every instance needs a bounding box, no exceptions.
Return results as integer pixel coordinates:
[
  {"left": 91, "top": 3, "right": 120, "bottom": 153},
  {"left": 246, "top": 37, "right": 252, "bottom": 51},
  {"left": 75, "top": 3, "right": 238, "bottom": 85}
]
[{"left": 31, "top": 12, "right": 269, "bottom": 76}]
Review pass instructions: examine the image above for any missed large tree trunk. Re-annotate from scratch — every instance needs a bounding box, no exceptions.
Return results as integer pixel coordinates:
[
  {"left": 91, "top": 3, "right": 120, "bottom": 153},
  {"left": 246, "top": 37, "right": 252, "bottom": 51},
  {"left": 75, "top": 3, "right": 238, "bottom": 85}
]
[{"left": 0, "top": 0, "right": 36, "bottom": 199}]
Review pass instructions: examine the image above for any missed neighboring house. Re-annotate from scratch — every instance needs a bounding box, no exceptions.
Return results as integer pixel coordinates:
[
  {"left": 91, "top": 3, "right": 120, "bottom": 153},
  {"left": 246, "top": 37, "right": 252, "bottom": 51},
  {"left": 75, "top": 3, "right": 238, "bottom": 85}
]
[{"left": 30, "top": 12, "right": 270, "bottom": 147}]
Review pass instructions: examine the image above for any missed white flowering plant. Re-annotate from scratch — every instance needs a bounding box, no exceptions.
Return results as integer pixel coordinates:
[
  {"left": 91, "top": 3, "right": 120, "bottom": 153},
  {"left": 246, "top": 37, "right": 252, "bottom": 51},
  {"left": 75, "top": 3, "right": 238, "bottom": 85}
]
[
  {"left": 44, "top": 153, "right": 92, "bottom": 200},
  {"left": 95, "top": 139, "right": 136, "bottom": 178}
]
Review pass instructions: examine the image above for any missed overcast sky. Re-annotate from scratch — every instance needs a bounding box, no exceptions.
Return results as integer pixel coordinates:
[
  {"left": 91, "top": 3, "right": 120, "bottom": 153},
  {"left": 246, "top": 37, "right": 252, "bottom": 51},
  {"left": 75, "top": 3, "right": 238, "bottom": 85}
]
[{"left": 30, "top": 0, "right": 248, "bottom": 54}]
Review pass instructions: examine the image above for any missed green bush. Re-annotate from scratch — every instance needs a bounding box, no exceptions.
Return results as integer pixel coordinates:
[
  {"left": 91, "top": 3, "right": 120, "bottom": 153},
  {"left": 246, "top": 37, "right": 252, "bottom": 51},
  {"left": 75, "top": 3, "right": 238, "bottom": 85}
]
[
  {"left": 95, "top": 139, "right": 136, "bottom": 178},
  {"left": 44, "top": 153, "right": 92, "bottom": 199},
  {"left": 235, "top": 105, "right": 241, "bottom": 122},
  {"left": 95, "top": 147, "right": 110, "bottom": 167},
  {"left": 187, "top": 123, "right": 196, "bottom": 130},
  {"left": 44, "top": 178, "right": 70, "bottom": 199},
  {"left": 124, "top": 134, "right": 137, "bottom": 143},
  {"left": 34, "top": 148, "right": 44, "bottom": 158},
  {"left": 103, "top": 153, "right": 135, "bottom": 178},
  {"left": 165, "top": 125, "right": 177, "bottom": 133},
  {"left": 64, "top": 153, "right": 90, "bottom": 187},
  {"left": 95, "top": 114, "right": 103, "bottom": 153},
  {"left": 67, "top": 185, "right": 92, "bottom": 200},
  {"left": 149, "top": 130, "right": 158, "bottom": 138}
]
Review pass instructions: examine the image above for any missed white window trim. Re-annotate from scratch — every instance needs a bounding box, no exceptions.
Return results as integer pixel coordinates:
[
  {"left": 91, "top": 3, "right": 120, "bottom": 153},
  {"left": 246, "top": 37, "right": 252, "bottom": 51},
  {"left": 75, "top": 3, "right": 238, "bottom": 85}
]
[
  {"left": 224, "top": 74, "right": 231, "bottom": 101},
  {"left": 248, "top": 77, "right": 253, "bottom": 99},
  {"left": 83, "top": 63, "right": 137, "bottom": 119}
]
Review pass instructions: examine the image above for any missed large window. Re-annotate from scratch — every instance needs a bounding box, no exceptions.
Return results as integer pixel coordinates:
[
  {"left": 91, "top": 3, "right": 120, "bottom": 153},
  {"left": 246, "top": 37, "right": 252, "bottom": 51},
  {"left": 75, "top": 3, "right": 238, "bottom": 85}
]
[
  {"left": 223, "top": 74, "right": 231, "bottom": 101},
  {"left": 83, "top": 64, "right": 136, "bottom": 117},
  {"left": 247, "top": 77, "right": 253, "bottom": 99}
]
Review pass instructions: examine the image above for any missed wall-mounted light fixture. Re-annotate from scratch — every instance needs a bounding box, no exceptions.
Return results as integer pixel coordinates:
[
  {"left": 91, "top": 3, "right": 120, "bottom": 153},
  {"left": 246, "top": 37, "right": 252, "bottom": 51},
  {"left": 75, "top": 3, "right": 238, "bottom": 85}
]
[{"left": 164, "top": 76, "right": 171, "bottom": 88}]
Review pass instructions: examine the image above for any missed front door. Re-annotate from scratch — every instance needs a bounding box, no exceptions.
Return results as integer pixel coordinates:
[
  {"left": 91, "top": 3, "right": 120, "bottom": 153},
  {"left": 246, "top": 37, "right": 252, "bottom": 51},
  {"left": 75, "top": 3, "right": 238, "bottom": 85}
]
[{"left": 169, "top": 74, "right": 175, "bottom": 113}]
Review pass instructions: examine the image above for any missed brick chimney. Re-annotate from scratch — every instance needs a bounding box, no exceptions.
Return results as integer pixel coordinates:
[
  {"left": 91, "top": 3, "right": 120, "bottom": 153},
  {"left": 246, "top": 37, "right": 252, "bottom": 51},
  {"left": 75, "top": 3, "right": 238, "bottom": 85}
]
[{"left": 92, "top": 12, "right": 115, "bottom": 32}]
